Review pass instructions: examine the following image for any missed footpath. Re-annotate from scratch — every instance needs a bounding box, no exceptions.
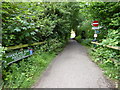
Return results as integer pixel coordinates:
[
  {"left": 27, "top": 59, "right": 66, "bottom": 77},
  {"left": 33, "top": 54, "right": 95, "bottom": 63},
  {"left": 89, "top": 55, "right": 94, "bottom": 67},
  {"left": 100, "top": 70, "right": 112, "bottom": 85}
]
[{"left": 33, "top": 40, "right": 113, "bottom": 88}]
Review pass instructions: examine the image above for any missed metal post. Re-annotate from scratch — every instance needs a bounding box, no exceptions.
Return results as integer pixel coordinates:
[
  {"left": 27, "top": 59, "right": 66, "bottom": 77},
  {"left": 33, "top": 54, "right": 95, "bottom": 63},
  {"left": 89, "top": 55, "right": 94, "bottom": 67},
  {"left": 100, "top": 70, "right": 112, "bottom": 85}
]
[
  {"left": 94, "top": 29, "right": 97, "bottom": 41},
  {"left": 93, "top": 29, "right": 97, "bottom": 47}
]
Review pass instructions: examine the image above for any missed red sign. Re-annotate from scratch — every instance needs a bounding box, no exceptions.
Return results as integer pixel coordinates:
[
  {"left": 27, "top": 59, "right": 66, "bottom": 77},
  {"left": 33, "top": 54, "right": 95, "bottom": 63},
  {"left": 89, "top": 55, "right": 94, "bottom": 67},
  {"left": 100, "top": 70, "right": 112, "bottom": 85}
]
[{"left": 92, "top": 21, "right": 99, "bottom": 27}]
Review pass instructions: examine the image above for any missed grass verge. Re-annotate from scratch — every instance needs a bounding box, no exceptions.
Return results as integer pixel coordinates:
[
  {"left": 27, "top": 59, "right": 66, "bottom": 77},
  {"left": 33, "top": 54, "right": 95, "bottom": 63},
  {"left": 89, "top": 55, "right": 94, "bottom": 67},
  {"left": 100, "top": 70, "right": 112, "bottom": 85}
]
[
  {"left": 88, "top": 49, "right": 119, "bottom": 88},
  {"left": 77, "top": 40, "right": 119, "bottom": 88},
  {"left": 2, "top": 47, "right": 64, "bottom": 88}
]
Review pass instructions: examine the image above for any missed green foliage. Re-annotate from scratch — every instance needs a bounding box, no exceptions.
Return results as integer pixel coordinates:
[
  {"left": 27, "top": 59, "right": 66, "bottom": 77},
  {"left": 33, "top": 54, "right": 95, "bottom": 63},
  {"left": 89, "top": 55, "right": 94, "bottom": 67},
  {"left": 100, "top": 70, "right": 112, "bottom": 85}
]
[
  {"left": 2, "top": 51, "right": 56, "bottom": 88},
  {"left": 88, "top": 2, "right": 120, "bottom": 29},
  {"left": 2, "top": 2, "right": 72, "bottom": 47},
  {"left": 80, "top": 2, "right": 120, "bottom": 81},
  {"left": 77, "top": 20, "right": 93, "bottom": 39},
  {"left": 68, "top": 3, "right": 82, "bottom": 33},
  {"left": 39, "top": 39, "right": 66, "bottom": 52},
  {"left": 75, "top": 35, "right": 81, "bottom": 43},
  {"left": 80, "top": 2, "right": 120, "bottom": 40},
  {"left": 81, "top": 39, "right": 93, "bottom": 46},
  {"left": 101, "top": 29, "right": 120, "bottom": 46},
  {"left": 0, "top": 45, "right": 4, "bottom": 61},
  {"left": 90, "top": 47, "right": 120, "bottom": 80},
  {"left": 2, "top": 38, "right": 65, "bottom": 88}
]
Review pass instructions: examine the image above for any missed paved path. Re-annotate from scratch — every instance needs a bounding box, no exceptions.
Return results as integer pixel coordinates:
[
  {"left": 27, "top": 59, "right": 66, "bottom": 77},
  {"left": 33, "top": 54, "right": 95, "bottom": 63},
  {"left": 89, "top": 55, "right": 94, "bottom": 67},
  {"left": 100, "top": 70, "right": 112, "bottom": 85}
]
[{"left": 33, "top": 40, "right": 112, "bottom": 88}]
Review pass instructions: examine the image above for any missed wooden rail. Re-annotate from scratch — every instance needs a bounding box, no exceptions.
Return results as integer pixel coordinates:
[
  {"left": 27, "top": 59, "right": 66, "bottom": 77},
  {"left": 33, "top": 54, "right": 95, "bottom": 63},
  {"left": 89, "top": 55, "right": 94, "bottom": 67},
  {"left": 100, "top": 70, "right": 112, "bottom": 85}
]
[
  {"left": 7, "top": 55, "right": 32, "bottom": 66},
  {"left": 5, "top": 41, "right": 45, "bottom": 51},
  {"left": 91, "top": 42, "right": 120, "bottom": 50},
  {"left": 2, "top": 41, "right": 46, "bottom": 66}
]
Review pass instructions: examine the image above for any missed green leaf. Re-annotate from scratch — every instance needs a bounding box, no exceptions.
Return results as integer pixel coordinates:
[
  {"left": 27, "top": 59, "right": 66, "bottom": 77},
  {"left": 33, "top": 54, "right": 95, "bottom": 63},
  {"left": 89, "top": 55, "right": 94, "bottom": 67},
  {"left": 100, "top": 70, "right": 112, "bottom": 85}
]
[{"left": 14, "top": 27, "right": 21, "bottom": 32}]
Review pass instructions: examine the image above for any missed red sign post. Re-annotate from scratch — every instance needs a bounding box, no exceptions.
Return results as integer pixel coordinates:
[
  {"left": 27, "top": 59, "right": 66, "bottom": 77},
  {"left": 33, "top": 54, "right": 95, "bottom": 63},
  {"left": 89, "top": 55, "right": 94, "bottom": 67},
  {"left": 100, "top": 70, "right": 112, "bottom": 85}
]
[
  {"left": 92, "top": 21, "right": 99, "bottom": 42},
  {"left": 92, "top": 21, "right": 99, "bottom": 27}
]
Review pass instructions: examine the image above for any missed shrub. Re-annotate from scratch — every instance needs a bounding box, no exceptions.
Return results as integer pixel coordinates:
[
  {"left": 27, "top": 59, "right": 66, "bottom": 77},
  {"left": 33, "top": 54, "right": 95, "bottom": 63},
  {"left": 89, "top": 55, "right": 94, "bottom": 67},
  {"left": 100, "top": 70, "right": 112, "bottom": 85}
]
[
  {"left": 81, "top": 39, "right": 93, "bottom": 46},
  {"left": 75, "top": 35, "right": 82, "bottom": 43}
]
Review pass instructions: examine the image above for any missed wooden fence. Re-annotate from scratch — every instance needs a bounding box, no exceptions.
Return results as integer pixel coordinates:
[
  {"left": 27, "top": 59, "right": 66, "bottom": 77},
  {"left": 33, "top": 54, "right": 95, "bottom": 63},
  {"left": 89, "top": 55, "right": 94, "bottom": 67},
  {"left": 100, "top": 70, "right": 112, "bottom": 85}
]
[
  {"left": 91, "top": 42, "right": 120, "bottom": 50},
  {"left": 5, "top": 41, "right": 45, "bottom": 51},
  {"left": 3, "top": 41, "right": 46, "bottom": 66}
]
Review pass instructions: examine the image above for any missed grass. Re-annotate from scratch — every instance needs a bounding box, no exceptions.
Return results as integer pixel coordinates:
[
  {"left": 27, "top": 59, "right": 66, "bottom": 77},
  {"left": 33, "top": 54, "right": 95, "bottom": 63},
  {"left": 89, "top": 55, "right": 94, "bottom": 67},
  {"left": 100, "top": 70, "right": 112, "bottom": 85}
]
[{"left": 2, "top": 47, "right": 63, "bottom": 88}]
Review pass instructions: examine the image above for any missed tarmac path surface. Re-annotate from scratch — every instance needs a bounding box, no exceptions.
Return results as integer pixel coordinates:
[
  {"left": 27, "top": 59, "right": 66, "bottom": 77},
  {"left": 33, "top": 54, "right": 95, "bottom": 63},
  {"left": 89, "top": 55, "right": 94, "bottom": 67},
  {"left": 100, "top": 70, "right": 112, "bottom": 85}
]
[{"left": 33, "top": 40, "right": 113, "bottom": 88}]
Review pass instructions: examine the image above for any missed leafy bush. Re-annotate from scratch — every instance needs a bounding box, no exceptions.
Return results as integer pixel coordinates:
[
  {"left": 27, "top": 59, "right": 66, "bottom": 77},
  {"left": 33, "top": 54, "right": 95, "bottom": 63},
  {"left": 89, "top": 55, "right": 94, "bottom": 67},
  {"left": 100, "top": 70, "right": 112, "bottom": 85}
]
[
  {"left": 75, "top": 35, "right": 82, "bottom": 43},
  {"left": 90, "top": 47, "right": 119, "bottom": 80},
  {"left": 81, "top": 39, "right": 93, "bottom": 46},
  {"left": 101, "top": 29, "right": 119, "bottom": 46},
  {"left": 2, "top": 2, "right": 72, "bottom": 47}
]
